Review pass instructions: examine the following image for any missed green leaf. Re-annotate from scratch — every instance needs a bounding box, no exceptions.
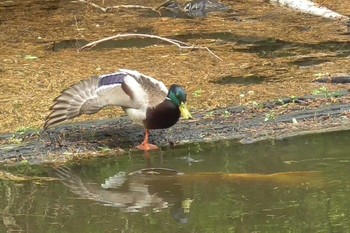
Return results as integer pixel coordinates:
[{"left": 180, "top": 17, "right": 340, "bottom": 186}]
[{"left": 24, "top": 55, "right": 38, "bottom": 60}]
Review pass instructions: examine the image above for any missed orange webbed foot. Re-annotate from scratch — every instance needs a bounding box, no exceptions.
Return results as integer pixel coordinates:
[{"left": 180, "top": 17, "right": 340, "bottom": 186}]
[
  {"left": 136, "top": 143, "right": 159, "bottom": 151},
  {"left": 136, "top": 129, "right": 159, "bottom": 151}
]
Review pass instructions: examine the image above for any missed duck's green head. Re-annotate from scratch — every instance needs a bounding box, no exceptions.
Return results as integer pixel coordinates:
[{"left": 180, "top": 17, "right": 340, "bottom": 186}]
[{"left": 168, "top": 84, "right": 192, "bottom": 119}]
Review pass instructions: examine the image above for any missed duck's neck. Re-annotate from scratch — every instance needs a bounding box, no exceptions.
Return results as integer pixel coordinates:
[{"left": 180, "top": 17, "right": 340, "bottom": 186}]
[{"left": 144, "top": 99, "right": 180, "bottom": 129}]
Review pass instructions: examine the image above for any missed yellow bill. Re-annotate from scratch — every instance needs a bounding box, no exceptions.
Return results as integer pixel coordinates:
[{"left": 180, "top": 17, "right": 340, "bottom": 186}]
[{"left": 179, "top": 102, "right": 192, "bottom": 119}]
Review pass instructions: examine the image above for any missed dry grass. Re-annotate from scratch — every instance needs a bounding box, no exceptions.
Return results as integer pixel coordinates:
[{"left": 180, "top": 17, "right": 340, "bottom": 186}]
[{"left": 0, "top": 0, "right": 349, "bottom": 133}]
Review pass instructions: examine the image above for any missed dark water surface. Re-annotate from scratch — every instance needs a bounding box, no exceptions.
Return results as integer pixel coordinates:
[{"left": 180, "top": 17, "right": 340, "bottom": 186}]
[{"left": 1, "top": 131, "right": 350, "bottom": 232}]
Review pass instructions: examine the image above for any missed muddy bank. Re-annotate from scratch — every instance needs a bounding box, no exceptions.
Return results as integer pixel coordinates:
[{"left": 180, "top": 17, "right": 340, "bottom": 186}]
[{"left": 1, "top": 91, "right": 350, "bottom": 165}]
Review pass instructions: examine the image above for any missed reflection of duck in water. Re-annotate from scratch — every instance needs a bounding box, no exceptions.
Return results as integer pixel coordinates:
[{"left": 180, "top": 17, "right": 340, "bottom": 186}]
[
  {"left": 55, "top": 167, "right": 192, "bottom": 223},
  {"left": 55, "top": 166, "right": 323, "bottom": 224},
  {"left": 156, "top": 0, "right": 231, "bottom": 18}
]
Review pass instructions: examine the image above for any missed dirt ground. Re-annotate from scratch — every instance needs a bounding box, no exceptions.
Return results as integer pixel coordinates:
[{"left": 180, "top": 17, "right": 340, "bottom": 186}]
[
  {"left": 1, "top": 0, "right": 350, "bottom": 157},
  {"left": 0, "top": 0, "right": 350, "bottom": 133}
]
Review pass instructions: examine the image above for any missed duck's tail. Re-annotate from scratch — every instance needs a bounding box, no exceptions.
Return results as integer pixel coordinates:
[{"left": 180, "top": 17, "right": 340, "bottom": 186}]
[{"left": 44, "top": 77, "right": 102, "bottom": 129}]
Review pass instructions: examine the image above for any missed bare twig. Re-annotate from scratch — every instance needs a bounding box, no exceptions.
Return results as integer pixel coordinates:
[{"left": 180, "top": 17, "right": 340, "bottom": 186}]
[
  {"left": 76, "top": 0, "right": 107, "bottom": 12},
  {"left": 106, "top": 5, "right": 156, "bottom": 11},
  {"left": 78, "top": 33, "right": 222, "bottom": 61},
  {"left": 75, "top": 0, "right": 156, "bottom": 12},
  {"left": 154, "top": 0, "right": 175, "bottom": 10}
]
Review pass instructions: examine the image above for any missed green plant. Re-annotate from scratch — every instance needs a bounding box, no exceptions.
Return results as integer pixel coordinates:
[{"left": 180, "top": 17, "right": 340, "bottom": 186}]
[
  {"left": 277, "top": 99, "right": 285, "bottom": 105},
  {"left": 223, "top": 110, "right": 231, "bottom": 118},
  {"left": 204, "top": 111, "right": 214, "bottom": 118},
  {"left": 15, "top": 126, "right": 41, "bottom": 136},
  {"left": 264, "top": 111, "right": 276, "bottom": 122},
  {"left": 8, "top": 137, "right": 22, "bottom": 144},
  {"left": 98, "top": 146, "right": 112, "bottom": 153},
  {"left": 312, "top": 86, "right": 333, "bottom": 98},
  {"left": 290, "top": 95, "right": 298, "bottom": 103},
  {"left": 8, "top": 126, "right": 41, "bottom": 144},
  {"left": 192, "top": 89, "right": 203, "bottom": 98},
  {"left": 251, "top": 101, "right": 264, "bottom": 109}
]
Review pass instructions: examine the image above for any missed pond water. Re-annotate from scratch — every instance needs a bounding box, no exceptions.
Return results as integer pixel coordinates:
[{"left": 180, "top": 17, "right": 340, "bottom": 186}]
[{"left": 1, "top": 130, "right": 350, "bottom": 232}]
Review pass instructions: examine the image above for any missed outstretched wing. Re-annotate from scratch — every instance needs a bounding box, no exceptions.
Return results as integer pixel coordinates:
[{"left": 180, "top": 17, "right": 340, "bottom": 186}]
[{"left": 44, "top": 69, "right": 168, "bottom": 129}]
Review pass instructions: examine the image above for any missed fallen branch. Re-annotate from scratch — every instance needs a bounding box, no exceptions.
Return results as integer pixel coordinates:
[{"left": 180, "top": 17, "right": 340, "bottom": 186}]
[
  {"left": 270, "top": 0, "right": 349, "bottom": 21},
  {"left": 78, "top": 33, "right": 223, "bottom": 61},
  {"left": 75, "top": 0, "right": 156, "bottom": 12}
]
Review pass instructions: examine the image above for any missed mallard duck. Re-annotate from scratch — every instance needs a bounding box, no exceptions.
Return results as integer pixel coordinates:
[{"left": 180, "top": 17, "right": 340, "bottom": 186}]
[{"left": 44, "top": 69, "right": 192, "bottom": 151}]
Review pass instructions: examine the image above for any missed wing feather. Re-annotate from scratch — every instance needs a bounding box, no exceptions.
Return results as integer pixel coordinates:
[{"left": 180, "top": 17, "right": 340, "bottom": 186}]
[{"left": 44, "top": 69, "right": 169, "bottom": 129}]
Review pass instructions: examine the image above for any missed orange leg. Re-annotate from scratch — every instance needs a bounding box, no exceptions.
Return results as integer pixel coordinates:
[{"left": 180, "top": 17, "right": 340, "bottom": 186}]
[{"left": 136, "top": 129, "right": 159, "bottom": 151}]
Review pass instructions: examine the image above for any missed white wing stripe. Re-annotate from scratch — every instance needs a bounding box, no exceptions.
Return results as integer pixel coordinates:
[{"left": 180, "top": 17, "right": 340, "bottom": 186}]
[{"left": 96, "top": 83, "right": 121, "bottom": 94}]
